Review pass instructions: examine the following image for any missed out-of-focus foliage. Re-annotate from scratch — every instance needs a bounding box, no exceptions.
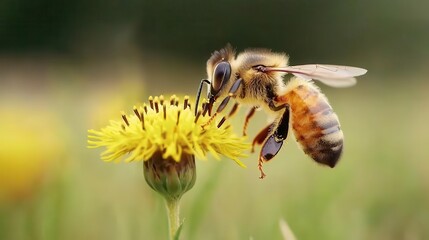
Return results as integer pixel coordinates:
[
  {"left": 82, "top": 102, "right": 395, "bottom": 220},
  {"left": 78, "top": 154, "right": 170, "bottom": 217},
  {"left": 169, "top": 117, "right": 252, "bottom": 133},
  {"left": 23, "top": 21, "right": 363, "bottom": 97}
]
[{"left": 1, "top": 0, "right": 428, "bottom": 68}]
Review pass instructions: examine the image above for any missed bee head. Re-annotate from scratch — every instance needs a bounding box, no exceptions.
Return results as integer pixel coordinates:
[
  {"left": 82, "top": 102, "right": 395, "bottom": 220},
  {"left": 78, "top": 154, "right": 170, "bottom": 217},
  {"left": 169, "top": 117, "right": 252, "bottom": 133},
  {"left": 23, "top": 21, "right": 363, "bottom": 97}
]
[
  {"left": 208, "top": 61, "right": 231, "bottom": 99},
  {"left": 202, "top": 45, "right": 236, "bottom": 115},
  {"left": 199, "top": 60, "right": 231, "bottom": 115}
]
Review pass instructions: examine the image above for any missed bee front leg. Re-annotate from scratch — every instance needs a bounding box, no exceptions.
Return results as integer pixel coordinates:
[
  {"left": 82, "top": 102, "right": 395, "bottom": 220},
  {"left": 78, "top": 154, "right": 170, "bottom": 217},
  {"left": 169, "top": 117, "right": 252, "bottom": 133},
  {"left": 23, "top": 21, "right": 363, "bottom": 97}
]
[
  {"left": 258, "top": 105, "right": 290, "bottom": 179},
  {"left": 216, "top": 102, "right": 240, "bottom": 128},
  {"left": 202, "top": 79, "right": 243, "bottom": 128}
]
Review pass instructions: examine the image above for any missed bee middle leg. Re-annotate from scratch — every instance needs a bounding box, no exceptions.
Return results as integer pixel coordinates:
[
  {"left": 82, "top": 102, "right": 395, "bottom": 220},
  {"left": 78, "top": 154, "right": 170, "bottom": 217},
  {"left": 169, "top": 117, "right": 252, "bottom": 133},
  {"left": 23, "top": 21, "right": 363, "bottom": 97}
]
[
  {"left": 243, "top": 107, "right": 258, "bottom": 136},
  {"left": 258, "top": 104, "right": 290, "bottom": 179}
]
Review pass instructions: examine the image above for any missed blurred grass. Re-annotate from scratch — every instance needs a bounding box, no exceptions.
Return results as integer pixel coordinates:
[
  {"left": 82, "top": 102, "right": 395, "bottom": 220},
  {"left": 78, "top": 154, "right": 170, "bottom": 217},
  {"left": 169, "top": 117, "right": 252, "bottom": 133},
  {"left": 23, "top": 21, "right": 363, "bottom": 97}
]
[{"left": 0, "top": 57, "right": 428, "bottom": 240}]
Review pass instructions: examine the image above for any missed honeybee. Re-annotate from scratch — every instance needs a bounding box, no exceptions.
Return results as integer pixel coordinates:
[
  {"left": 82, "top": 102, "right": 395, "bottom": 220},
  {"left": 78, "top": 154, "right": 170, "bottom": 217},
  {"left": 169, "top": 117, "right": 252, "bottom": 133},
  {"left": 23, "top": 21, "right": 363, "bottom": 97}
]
[{"left": 195, "top": 45, "right": 367, "bottom": 178}]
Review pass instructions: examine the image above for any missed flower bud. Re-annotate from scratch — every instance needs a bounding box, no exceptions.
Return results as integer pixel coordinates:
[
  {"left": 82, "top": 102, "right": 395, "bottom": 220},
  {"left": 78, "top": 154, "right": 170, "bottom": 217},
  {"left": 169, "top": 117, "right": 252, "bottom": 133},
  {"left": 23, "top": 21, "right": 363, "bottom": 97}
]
[{"left": 143, "top": 152, "right": 196, "bottom": 201}]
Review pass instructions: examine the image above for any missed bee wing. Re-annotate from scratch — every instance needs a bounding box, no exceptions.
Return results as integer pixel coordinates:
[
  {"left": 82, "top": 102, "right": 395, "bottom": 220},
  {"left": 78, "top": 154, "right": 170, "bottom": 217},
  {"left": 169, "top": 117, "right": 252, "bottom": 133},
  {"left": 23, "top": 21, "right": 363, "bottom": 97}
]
[{"left": 268, "top": 64, "right": 367, "bottom": 88}]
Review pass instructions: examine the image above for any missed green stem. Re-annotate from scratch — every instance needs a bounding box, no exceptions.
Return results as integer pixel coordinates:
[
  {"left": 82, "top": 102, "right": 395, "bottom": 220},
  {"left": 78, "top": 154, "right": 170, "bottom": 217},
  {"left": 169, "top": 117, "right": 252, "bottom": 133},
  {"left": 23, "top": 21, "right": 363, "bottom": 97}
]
[{"left": 165, "top": 197, "right": 181, "bottom": 240}]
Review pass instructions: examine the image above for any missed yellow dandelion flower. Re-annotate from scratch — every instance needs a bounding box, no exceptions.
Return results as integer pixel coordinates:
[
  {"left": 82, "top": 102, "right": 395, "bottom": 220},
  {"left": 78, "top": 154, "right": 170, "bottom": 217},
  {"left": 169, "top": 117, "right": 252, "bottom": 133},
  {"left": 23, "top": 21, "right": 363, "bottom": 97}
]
[
  {"left": 88, "top": 95, "right": 250, "bottom": 239},
  {"left": 88, "top": 95, "right": 249, "bottom": 167}
]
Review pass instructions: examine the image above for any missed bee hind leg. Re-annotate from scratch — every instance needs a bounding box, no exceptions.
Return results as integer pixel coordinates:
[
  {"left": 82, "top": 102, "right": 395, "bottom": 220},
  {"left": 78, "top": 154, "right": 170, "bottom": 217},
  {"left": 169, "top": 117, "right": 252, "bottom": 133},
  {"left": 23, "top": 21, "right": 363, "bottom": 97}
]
[
  {"left": 258, "top": 105, "right": 290, "bottom": 179},
  {"left": 251, "top": 123, "right": 272, "bottom": 153}
]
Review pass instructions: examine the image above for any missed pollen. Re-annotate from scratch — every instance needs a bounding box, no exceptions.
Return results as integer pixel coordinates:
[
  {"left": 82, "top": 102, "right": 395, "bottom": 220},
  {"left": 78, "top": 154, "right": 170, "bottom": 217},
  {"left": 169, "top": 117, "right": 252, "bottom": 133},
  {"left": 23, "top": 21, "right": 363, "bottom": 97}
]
[{"left": 88, "top": 95, "right": 250, "bottom": 166}]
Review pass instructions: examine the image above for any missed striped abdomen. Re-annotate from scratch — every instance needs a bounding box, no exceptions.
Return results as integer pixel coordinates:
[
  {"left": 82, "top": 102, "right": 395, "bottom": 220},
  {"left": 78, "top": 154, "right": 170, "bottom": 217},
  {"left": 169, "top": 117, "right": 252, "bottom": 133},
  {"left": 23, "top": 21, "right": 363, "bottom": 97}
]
[{"left": 282, "top": 78, "right": 344, "bottom": 167}]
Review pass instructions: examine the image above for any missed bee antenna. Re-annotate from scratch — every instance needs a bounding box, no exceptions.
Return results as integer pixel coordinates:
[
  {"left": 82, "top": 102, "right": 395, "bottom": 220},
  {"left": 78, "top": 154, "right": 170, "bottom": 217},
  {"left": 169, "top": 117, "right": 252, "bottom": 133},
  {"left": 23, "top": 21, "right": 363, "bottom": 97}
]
[{"left": 195, "top": 79, "right": 211, "bottom": 116}]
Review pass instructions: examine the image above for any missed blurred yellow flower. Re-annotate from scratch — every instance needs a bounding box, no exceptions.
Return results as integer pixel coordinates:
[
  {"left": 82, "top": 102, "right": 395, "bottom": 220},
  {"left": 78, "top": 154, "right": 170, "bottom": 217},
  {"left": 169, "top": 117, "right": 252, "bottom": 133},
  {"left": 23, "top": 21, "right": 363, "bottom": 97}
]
[
  {"left": 0, "top": 105, "right": 64, "bottom": 204},
  {"left": 88, "top": 95, "right": 249, "bottom": 166}
]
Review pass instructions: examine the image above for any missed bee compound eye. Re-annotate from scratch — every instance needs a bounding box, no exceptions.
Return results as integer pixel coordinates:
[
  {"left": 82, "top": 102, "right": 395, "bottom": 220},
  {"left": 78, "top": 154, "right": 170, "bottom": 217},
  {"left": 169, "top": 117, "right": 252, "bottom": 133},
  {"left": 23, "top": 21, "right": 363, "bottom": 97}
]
[{"left": 211, "top": 61, "right": 231, "bottom": 95}]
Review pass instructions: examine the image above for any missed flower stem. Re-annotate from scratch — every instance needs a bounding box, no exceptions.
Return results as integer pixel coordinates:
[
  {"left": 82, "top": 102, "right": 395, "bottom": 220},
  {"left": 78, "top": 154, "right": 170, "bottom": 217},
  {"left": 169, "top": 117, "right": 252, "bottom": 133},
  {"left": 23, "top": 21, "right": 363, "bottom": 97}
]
[{"left": 165, "top": 197, "right": 181, "bottom": 240}]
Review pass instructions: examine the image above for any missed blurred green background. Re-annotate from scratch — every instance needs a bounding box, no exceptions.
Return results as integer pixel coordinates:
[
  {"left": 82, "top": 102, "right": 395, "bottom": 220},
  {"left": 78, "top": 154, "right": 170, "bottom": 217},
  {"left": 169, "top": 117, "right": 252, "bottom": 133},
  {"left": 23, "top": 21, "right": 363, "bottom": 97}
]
[{"left": 1, "top": 0, "right": 428, "bottom": 239}]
